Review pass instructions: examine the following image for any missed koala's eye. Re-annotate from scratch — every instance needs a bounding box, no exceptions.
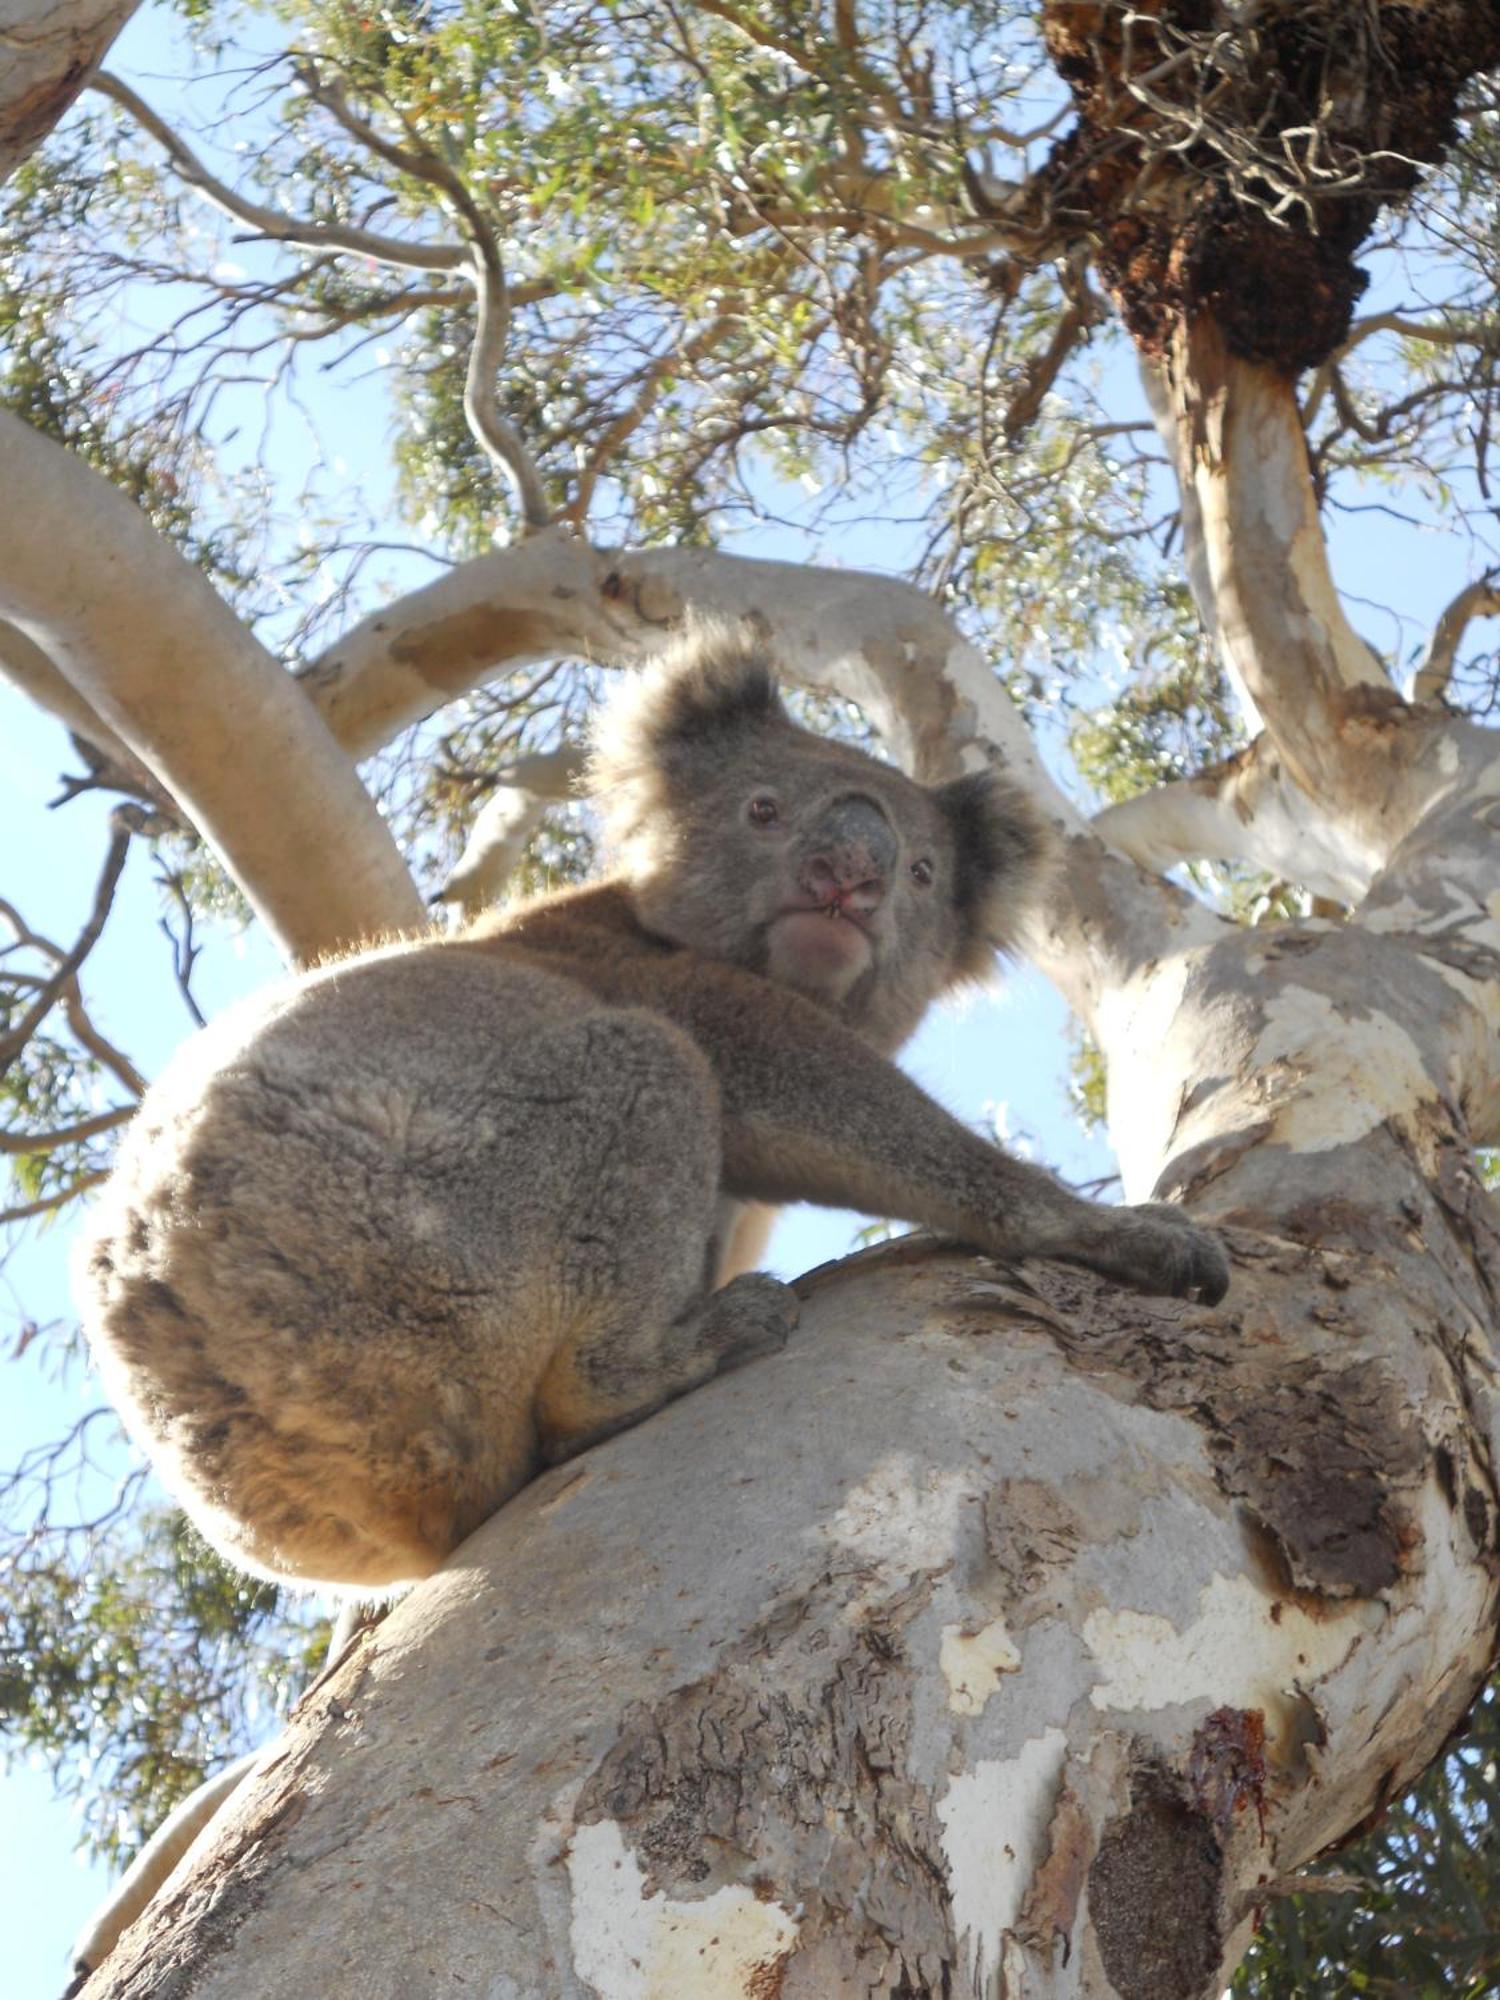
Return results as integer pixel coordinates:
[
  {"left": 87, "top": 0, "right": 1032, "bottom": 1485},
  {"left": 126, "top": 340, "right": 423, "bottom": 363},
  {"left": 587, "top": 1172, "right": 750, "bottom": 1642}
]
[
  {"left": 910, "top": 857, "right": 935, "bottom": 888},
  {"left": 748, "top": 796, "right": 779, "bottom": 828}
]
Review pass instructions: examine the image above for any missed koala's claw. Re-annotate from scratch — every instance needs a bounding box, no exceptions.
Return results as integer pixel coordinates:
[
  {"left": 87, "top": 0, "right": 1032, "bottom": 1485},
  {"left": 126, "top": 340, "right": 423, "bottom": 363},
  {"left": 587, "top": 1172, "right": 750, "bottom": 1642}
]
[
  {"left": 1080, "top": 1203, "right": 1230, "bottom": 1306},
  {"left": 699, "top": 1272, "right": 801, "bottom": 1369}
]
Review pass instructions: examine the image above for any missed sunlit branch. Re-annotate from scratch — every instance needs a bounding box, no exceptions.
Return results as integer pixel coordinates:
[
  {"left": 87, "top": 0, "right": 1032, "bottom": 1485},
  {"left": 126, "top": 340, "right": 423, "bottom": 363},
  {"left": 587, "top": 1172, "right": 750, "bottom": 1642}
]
[
  {"left": 91, "top": 73, "right": 468, "bottom": 273},
  {"left": 1092, "top": 734, "right": 1378, "bottom": 904},
  {"left": 565, "top": 315, "right": 737, "bottom": 526},
  {"left": 1412, "top": 571, "right": 1500, "bottom": 704},
  {"left": 434, "top": 747, "right": 586, "bottom": 918},
  {"left": 0, "top": 899, "right": 146, "bottom": 1097},
  {"left": 463, "top": 236, "right": 553, "bottom": 531},
  {"left": 0, "top": 409, "right": 427, "bottom": 962},
  {"left": 998, "top": 251, "right": 1105, "bottom": 441},
  {"left": 0, "top": 619, "right": 170, "bottom": 808},
  {"left": 0, "top": 1172, "right": 107, "bottom": 1225}
]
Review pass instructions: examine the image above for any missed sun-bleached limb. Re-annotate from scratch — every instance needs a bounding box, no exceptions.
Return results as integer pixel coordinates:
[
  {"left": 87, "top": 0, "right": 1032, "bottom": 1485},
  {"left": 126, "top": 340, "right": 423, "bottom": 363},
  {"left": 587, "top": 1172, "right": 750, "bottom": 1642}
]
[
  {"left": 1412, "top": 571, "right": 1500, "bottom": 704},
  {"left": 0, "top": 617, "right": 171, "bottom": 807},
  {"left": 0, "top": 0, "right": 139, "bottom": 182},
  {"left": 432, "top": 748, "right": 586, "bottom": 917},
  {"left": 1148, "top": 323, "right": 1422, "bottom": 820},
  {"left": 0, "top": 412, "right": 425, "bottom": 965},
  {"left": 461, "top": 234, "right": 553, "bottom": 530},
  {"left": 1092, "top": 734, "right": 1380, "bottom": 904},
  {"left": 92, "top": 74, "right": 468, "bottom": 274}
]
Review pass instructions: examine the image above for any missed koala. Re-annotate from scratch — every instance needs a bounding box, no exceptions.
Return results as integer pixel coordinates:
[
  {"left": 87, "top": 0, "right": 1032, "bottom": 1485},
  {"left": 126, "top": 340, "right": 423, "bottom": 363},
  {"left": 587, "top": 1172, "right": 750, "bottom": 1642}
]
[{"left": 76, "top": 625, "right": 1228, "bottom": 1598}]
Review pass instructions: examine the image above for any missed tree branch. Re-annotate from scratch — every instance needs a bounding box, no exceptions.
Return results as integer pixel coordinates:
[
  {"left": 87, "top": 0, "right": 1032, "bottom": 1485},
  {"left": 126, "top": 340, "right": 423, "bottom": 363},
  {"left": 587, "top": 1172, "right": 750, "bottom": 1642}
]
[
  {"left": 92, "top": 74, "right": 468, "bottom": 274},
  {"left": 295, "top": 65, "right": 552, "bottom": 530},
  {"left": 1303, "top": 309, "right": 1496, "bottom": 426},
  {"left": 1092, "top": 735, "right": 1377, "bottom": 904},
  {"left": 0, "top": 816, "right": 131, "bottom": 1079},
  {"left": 0, "top": 0, "right": 139, "bottom": 182},
  {"left": 1412, "top": 571, "right": 1500, "bottom": 704},
  {"left": 433, "top": 748, "right": 586, "bottom": 917},
  {"left": 0, "top": 619, "right": 172, "bottom": 808},
  {"left": 0, "top": 1104, "right": 135, "bottom": 1155},
  {"left": 565, "top": 316, "right": 738, "bottom": 526},
  {"left": 0, "top": 412, "right": 427, "bottom": 965},
  {"left": 1, "top": 1172, "right": 107, "bottom": 1226},
  {"left": 1148, "top": 322, "right": 1412, "bottom": 824}
]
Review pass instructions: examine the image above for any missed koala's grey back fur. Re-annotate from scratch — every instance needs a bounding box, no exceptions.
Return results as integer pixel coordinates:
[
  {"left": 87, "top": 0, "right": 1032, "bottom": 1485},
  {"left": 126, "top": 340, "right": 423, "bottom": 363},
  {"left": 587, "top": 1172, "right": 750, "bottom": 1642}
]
[{"left": 77, "top": 624, "right": 1227, "bottom": 1599}]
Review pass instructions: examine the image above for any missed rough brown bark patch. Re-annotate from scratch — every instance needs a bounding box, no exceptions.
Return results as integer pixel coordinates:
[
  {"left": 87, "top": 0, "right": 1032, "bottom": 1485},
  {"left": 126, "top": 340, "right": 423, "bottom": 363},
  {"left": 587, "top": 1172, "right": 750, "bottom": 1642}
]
[
  {"left": 1088, "top": 1765, "right": 1224, "bottom": 2000},
  {"left": 962, "top": 1253, "right": 1423, "bottom": 1597},
  {"left": 575, "top": 1580, "right": 958, "bottom": 1996},
  {"left": 1035, "top": 0, "right": 1500, "bottom": 371}
]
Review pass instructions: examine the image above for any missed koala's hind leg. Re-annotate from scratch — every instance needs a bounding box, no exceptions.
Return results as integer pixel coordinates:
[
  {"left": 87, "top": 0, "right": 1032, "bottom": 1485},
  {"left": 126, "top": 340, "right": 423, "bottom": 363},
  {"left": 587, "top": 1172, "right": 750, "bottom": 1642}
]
[
  {"left": 537, "top": 1272, "right": 799, "bottom": 1466},
  {"left": 531, "top": 1008, "right": 797, "bottom": 1462}
]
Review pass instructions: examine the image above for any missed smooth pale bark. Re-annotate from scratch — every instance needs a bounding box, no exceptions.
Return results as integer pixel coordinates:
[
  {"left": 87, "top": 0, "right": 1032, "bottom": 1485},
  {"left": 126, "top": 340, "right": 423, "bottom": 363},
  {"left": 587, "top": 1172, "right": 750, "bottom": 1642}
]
[
  {"left": 1091, "top": 734, "right": 1376, "bottom": 905},
  {"left": 0, "top": 0, "right": 138, "bottom": 181},
  {"left": 1148, "top": 326, "right": 1458, "bottom": 867},
  {"left": 0, "top": 413, "right": 425, "bottom": 963},
  {"left": 433, "top": 747, "right": 586, "bottom": 916}
]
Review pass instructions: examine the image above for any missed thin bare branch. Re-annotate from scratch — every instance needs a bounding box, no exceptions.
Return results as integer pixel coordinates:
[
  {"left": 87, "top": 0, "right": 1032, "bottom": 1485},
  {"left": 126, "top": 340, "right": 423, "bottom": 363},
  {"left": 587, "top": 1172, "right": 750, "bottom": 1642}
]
[
  {"left": 0, "top": 1105, "right": 134, "bottom": 1155},
  {"left": 92, "top": 73, "right": 468, "bottom": 274},
  {"left": 566, "top": 316, "right": 737, "bottom": 526},
  {"left": 1412, "top": 571, "right": 1500, "bottom": 704},
  {"left": 1303, "top": 310, "right": 1497, "bottom": 425},
  {"left": 295, "top": 64, "right": 552, "bottom": 530},
  {"left": 0, "top": 1171, "right": 106, "bottom": 1225},
  {"left": 0, "top": 817, "right": 131, "bottom": 1079}
]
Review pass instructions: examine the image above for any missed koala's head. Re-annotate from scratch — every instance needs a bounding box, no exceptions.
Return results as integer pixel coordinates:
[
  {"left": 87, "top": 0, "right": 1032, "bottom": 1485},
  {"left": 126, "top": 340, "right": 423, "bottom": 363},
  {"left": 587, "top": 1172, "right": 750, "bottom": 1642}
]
[{"left": 590, "top": 623, "right": 1051, "bottom": 1048}]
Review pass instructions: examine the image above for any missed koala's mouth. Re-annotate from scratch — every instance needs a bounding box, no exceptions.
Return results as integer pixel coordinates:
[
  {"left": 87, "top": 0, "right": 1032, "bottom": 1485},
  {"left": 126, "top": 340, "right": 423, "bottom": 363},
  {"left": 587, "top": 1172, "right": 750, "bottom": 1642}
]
[
  {"left": 766, "top": 905, "right": 875, "bottom": 996},
  {"left": 778, "top": 899, "right": 873, "bottom": 935}
]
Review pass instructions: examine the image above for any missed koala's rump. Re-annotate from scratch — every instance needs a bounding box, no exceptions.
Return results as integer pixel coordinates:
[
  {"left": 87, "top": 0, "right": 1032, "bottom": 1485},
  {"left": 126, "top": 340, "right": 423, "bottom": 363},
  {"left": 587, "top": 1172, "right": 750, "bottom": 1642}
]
[{"left": 76, "top": 945, "right": 720, "bottom": 1591}]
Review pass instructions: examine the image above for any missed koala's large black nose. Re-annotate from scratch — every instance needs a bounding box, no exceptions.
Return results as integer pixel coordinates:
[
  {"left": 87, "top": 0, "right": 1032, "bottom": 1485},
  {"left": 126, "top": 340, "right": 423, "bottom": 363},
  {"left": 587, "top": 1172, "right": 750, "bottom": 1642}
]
[{"left": 801, "top": 796, "right": 897, "bottom": 913}]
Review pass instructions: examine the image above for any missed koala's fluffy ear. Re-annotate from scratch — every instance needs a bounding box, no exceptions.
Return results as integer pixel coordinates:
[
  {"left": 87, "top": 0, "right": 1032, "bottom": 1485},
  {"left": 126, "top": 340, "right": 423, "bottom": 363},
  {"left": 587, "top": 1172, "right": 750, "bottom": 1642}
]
[
  {"left": 932, "top": 767, "right": 1054, "bottom": 978},
  {"left": 589, "top": 620, "right": 786, "bottom": 856}
]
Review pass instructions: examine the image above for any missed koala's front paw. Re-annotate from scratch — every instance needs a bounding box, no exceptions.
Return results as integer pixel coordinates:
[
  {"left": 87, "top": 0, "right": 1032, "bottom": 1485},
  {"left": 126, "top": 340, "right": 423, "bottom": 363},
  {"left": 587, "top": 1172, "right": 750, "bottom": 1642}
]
[
  {"left": 1078, "top": 1203, "right": 1230, "bottom": 1305},
  {"left": 698, "top": 1272, "right": 801, "bottom": 1369}
]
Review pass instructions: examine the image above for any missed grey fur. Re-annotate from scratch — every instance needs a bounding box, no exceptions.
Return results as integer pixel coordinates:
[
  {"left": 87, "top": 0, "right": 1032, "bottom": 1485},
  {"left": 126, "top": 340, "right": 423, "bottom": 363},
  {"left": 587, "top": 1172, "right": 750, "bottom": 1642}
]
[{"left": 76, "top": 625, "right": 1228, "bottom": 1597}]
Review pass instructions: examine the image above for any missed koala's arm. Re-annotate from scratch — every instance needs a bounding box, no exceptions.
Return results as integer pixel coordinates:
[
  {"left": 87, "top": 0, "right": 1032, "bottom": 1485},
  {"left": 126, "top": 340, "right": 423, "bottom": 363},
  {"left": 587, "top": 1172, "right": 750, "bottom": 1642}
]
[{"left": 639, "top": 957, "right": 1229, "bottom": 1304}]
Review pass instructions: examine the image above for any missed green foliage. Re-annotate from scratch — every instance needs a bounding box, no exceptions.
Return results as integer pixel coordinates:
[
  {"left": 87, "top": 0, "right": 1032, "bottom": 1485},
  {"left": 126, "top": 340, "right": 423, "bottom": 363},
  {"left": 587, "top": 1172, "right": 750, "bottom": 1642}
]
[
  {"left": 0, "top": 1498, "right": 326, "bottom": 1863},
  {"left": 1065, "top": 1025, "right": 1107, "bottom": 1136},
  {"left": 1234, "top": 1681, "right": 1499, "bottom": 2000}
]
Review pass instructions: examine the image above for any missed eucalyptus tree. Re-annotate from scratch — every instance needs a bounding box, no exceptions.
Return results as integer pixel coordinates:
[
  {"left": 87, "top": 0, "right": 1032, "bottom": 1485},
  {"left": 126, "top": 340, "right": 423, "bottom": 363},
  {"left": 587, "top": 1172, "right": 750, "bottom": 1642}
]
[{"left": 2, "top": 4, "right": 1499, "bottom": 1996}]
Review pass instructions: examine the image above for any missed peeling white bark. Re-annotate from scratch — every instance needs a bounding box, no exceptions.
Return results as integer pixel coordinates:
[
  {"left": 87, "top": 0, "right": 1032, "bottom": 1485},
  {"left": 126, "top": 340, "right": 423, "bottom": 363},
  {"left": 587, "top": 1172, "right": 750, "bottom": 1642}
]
[{"left": 1091, "top": 733, "right": 1376, "bottom": 904}]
